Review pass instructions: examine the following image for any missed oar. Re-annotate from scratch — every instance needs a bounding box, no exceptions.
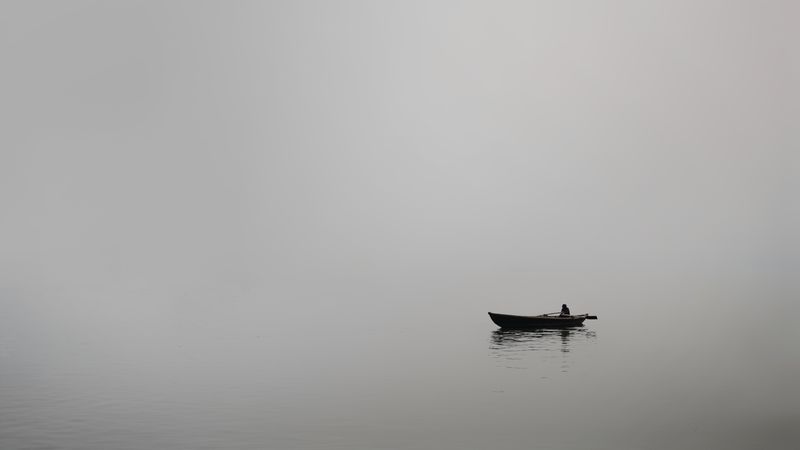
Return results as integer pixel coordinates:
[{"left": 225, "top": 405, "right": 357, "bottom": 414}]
[{"left": 538, "top": 312, "right": 598, "bottom": 319}]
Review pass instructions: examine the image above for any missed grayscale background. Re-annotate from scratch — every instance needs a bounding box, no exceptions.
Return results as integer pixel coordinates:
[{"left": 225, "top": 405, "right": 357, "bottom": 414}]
[{"left": 1, "top": 1, "right": 798, "bottom": 449}]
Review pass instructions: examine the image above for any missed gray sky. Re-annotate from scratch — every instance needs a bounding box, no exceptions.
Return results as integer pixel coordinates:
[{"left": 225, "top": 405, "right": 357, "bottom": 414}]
[{"left": 1, "top": 1, "right": 797, "bottom": 308}]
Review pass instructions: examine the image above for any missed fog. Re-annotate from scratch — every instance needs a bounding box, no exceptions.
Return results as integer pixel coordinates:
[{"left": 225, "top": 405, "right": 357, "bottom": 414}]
[{"left": 1, "top": 2, "right": 798, "bottom": 449}]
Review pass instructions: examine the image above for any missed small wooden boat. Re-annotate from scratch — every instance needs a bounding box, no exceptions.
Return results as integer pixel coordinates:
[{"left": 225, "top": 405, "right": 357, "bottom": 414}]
[{"left": 488, "top": 312, "right": 597, "bottom": 329}]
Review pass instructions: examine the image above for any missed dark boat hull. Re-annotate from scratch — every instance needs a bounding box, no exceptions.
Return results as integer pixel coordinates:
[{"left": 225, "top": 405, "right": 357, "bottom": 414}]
[{"left": 488, "top": 312, "right": 587, "bottom": 329}]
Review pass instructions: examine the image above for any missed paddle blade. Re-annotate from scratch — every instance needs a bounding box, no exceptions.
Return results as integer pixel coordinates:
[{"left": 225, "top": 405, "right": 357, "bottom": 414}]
[{"left": 586, "top": 315, "right": 598, "bottom": 320}]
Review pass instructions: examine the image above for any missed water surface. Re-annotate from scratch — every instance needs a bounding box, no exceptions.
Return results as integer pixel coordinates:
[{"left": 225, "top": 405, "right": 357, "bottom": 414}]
[{"left": 2, "top": 281, "right": 798, "bottom": 450}]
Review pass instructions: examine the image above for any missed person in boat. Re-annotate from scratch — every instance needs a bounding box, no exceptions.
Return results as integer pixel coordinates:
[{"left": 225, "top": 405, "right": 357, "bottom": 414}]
[{"left": 560, "top": 304, "right": 571, "bottom": 317}]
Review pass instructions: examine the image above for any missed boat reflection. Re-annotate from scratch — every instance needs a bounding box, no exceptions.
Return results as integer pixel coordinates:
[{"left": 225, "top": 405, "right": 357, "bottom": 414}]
[{"left": 489, "top": 327, "right": 596, "bottom": 371}]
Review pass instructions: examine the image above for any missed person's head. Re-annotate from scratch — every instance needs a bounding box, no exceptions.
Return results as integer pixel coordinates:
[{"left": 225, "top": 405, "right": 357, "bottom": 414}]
[{"left": 562, "top": 304, "right": 567, "bottom": 308}]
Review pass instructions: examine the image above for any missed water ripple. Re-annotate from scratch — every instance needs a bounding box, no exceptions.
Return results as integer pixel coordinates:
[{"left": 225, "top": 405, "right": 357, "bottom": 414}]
[{"left": 488, "top": 327, "right": 597, "bottom": 371}]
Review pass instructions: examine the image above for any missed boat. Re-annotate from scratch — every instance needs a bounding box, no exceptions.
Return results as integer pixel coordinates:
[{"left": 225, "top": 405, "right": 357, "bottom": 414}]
[{"left": 488, "top": 312, "right": 597, "bottom": 329}]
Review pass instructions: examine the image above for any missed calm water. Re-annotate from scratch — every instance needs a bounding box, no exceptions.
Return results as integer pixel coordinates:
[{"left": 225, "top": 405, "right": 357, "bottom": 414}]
[{"left": 2, "top": 280, "right": 798, "bottom": 450}]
